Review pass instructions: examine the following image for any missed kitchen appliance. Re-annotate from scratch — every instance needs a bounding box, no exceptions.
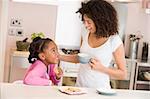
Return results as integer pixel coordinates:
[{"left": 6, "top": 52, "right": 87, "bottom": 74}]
[
  {"left": 128, "top": 34, "right": 139, "bottom": 59},
  {"left": 141, "top": 42, "right": 149, "bottom": 62},
  {"left": 129, "top": 40, "right": 139, "bottom": 59}
]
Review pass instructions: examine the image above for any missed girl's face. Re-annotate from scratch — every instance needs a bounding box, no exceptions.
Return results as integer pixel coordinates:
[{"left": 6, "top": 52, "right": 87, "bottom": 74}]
[
  {"left": 83, "top": 14, "right": 96, "bottom": 34},
  {"left": 40, "top": 42, "right": 59, "bottom": 66}
]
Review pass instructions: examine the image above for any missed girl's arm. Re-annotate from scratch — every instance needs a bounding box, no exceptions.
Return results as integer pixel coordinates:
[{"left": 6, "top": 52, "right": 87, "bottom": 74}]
[
  {"left": 23, "top": 65, "right": 52, "bottom": 86},
  {"left": 49, "top": 64, "right": 61, "bottom": 85},
  {"left": 24, "top": 76, "right": 52, "bottom": 86}
]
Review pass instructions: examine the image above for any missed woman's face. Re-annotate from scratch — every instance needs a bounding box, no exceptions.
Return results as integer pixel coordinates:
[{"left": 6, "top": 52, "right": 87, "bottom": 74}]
[
  {"left": 41, "top": 42, "right": 59, "bottom": 65},
  {"left": 83, "top": 14, "right": 96, "bottom": 34}
]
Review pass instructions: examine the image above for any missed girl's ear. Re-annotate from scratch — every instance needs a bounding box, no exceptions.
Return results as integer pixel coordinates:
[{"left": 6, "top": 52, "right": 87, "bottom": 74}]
[{"left": 38, "top": 53, "right": 45, "bottom": 60}]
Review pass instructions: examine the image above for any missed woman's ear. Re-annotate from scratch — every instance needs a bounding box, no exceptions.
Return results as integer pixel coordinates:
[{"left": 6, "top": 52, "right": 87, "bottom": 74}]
[{"left": 38, "top": 53, "right": 45, "bottom": 60}]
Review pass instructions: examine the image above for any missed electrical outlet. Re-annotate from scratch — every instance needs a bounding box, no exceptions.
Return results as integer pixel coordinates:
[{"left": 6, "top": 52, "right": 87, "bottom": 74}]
[
  {"left": 8, "top": 28, "right": 16, "bottom": 36},
  {"left": 16, "top": 29, "right": 23, "bottom": 36},
  {"left": 10, "top": 18, "right": 22, "bottom": 27}
]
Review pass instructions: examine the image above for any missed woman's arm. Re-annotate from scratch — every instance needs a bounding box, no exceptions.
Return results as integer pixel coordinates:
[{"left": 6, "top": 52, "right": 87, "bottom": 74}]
[
  {"left": 59, "top": 54, "right": 79, "bottom": 63},
  {"left": 59, "top": 36, "right": 82, "bottom": 63},
  {"left": 106, "top": 44, "right": 127, "bottom": 80},
  {"left": 89, "top": 44, "right": 127, "bottom": 80}
]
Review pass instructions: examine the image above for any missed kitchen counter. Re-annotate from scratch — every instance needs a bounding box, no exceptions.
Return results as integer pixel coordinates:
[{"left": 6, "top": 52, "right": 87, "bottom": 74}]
[
  {"left": 1, "top": 83, "right": 150, "bottom": 99},
  {"left": 12, "top": 51, "right": 29, "bottom": 57}
]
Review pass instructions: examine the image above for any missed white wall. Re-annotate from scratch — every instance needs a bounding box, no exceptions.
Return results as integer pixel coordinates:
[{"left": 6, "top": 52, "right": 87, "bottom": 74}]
[
  {"left": 0, "top": 0, "right": 1, "bottom": 21},
  {"left": 146, "top": 16, "right": 150, "bottom": 42},
  {"left": 112, "top": 3, "right": 128, "bottom": 42},
  {"left": 0, "top": 0, "right": 9, "bottom": 82},
  {"left": 4, "top": 1, "right": 57, "bottom": 82},
  {"left": 124, "top": 2, "right": 148, "bottom": 59},
  {"left": 0, "top": 0, "right": 3, "bottom": 82}
]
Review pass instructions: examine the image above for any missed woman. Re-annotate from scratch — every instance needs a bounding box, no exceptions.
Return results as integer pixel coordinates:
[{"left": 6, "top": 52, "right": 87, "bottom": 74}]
[{"left": 60, "top": 0, "right": 127, "bottom": 89}]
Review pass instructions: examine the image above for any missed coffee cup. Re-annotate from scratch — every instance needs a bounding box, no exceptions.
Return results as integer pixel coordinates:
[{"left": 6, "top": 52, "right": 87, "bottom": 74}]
[{"left": 78, "top": 53, "right": 91, "bottom": 64}]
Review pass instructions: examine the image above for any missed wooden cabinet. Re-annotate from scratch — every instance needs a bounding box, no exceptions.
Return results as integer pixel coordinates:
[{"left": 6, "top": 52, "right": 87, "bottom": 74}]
[
  {"left": 9, "top": 51, "right": 30, "bottom": 83},
  {"left": 115, "top": 60, "right": 150, "bottom": 90},
  {"left": 59, "top": 61, "right": 79, "bottom": 86},
  {"left": 134, "top": 62, "right": 150, "bottom": 90}
]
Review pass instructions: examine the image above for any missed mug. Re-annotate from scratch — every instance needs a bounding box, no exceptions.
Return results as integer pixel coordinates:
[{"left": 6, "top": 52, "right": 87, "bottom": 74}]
[{"left": 78, "top": 53, "right": 92, "bottom": 64}]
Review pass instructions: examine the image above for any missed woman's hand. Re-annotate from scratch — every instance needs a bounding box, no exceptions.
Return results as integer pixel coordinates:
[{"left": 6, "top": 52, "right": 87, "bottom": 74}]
[{"left": 89, "top": 58, "right": 106, "bottom": 72}]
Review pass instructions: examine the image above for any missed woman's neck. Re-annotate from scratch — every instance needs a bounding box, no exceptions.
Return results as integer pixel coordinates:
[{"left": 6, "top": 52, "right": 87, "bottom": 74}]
[{"left": 88, "top": 33, "right": 109, "bottom": 48}]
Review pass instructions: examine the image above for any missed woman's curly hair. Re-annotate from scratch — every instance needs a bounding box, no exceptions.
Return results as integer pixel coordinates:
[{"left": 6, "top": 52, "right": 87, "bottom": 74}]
[
  {"left": 76, "top": 0, "right": 118, "bottom": 38},
  {"left": 28, "top": 37, "right": 53, "bottom": 64}
]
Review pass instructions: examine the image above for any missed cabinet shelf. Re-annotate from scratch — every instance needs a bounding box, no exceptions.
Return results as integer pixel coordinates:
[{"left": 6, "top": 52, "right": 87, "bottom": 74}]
[
  {"left": 136, "top": 81, "right": 150, "bottom": 85},
  {"left": 137, "top": 62, "right": 150, "bottom": 67}
]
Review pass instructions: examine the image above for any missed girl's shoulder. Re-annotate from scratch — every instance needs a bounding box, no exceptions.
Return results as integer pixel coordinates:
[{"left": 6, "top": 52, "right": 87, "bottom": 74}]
[
  {"left": 33, "top": 60, "right": 44, "bottom": 65},
  {"left": 32, "top": 60, "right": 46, "bottom": 69},
  {"left": 26, "top": 60, "right": 47, "bottom": 74}
]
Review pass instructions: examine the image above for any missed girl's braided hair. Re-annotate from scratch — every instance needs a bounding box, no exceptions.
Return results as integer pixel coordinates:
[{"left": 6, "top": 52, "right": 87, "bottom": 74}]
[{"left": 28, "top": 37, "right": 53, "bottom": 63}]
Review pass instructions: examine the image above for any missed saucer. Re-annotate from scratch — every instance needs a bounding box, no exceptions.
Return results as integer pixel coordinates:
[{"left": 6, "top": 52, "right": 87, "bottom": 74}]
[{"left": 96, "top": 88, "right": 116, "bottom": 95}]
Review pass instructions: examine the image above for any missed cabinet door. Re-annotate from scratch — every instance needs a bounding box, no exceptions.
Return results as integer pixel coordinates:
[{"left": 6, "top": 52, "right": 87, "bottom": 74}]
[
  {"left": 55, "top": 1, "right": 83, "bottom": 48},
  {"left": 9, "top": 55, "right": 30, "bottom": 83},
  {"left": 134, "top": 63, "right": 150, "bottom": 90}
]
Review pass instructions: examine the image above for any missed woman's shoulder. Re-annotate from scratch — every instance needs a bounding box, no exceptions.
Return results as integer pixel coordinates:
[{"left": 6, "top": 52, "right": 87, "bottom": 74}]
[
  {"left": 109, "top": 34, "right": 123, "bottom": 52},
  {"left": 109, "top": 35, "right": 122, "bottom": 43},
  {"left": 110, "top": 34, "right": 121, "bottom": 39}
]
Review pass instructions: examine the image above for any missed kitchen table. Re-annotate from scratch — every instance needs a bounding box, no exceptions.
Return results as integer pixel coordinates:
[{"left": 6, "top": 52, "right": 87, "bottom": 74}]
[{"left": 0, "top": 83, "right": 150, "bottom": 99}]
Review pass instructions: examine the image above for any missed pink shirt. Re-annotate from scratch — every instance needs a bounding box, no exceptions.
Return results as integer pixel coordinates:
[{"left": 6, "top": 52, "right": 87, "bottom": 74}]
[{"left": 23, "top": 60, "right": 60, "bottom": 86}]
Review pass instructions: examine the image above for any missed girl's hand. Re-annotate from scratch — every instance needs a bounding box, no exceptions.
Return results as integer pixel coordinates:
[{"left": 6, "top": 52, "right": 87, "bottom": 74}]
[
  {"left": 54, "top": 67, "right": 63, "bottom": 80},
  {"left": 89, "top": 58, "right": 106, "bottom": 72}
]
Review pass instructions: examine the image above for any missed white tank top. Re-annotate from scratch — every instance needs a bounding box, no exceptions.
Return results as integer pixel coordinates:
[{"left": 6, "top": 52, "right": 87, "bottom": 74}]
[{"left": 76, "top": 33, "right": 123, "bottom": 89}]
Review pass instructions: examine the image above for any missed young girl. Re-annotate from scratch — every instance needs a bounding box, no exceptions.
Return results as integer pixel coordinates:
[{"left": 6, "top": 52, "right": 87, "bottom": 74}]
[{"left": 23, "top": 37, "right": 63, "bottom": 86}]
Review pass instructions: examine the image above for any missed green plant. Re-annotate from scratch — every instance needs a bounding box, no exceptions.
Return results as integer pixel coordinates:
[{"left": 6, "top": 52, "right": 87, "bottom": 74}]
[{"left": 31, "top": 32, "right": 45, "bottom": 40}]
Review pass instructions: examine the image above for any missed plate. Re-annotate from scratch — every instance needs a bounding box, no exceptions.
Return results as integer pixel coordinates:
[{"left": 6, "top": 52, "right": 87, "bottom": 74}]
[
  {"left": 96, "top": 88, "right": 116, "bottom": 95},
  {"left": 59, "top": 87, "right": 87, "bottom": 95}
]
